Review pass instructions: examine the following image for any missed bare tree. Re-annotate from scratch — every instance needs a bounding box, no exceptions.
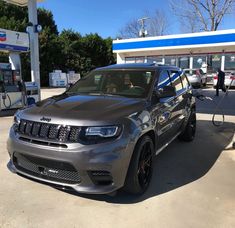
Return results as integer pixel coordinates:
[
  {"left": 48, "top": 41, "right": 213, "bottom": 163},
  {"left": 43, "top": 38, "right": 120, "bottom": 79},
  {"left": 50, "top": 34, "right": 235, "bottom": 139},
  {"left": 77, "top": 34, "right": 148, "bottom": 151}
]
[
  {"left": 148, "top": 10, "right": 170, "bottom": 36},
  {"left": 118, "top": 18, "right": 141, "bottom": 39},
  {"left": 170, "top": 0, "right": 234, "bottom": 32},
  {"left": 179, "top": 12, "right": 201, "bottom": 33},
  {"left": 117, "top": 10, "right": 169, "bottom": 39}
]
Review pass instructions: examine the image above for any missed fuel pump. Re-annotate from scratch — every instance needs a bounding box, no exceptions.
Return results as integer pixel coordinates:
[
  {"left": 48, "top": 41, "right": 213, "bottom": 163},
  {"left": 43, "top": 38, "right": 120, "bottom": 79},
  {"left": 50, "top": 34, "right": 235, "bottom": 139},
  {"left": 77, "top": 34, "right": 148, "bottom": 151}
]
[
  {"left": 0, "top": 66, "right": 23, "bottom": 110},
  {"left": 0, "top": 64, "right": 38, "bottom": 111}
]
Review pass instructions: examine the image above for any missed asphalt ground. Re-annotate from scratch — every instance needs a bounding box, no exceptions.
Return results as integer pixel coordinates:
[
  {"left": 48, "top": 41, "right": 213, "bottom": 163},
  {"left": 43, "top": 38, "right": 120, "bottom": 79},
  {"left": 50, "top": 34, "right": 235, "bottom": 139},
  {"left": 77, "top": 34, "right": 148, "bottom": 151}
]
[{"left": 0, "top": 87, "right": 234, "bottom": 228}]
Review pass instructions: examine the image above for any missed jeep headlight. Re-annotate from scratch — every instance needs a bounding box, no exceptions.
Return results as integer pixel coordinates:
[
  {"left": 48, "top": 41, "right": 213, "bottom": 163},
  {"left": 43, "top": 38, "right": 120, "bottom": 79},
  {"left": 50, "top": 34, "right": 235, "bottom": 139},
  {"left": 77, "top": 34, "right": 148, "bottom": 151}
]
[
  {"left": 13, "top": 111, "right": 21, "bottom": 131},
  {"left": 85, "top": 126, "right": 120, "bottom": 138}
]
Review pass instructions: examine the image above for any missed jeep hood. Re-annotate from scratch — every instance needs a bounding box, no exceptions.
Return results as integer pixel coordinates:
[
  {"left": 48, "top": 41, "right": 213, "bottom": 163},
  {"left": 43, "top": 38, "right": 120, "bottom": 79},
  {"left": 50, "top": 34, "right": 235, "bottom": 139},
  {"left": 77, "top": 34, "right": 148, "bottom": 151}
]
[{"left": 20, "top": 93, "right": 146, "bottom": 125}]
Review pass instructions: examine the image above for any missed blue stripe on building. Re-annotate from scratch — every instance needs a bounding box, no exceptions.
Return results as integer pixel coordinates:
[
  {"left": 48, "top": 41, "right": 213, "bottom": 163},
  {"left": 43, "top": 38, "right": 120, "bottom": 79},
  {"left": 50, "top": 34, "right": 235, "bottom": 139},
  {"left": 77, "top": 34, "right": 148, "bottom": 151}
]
[{"left": 113, "top": 33, "right": 235, "bottom": 51}]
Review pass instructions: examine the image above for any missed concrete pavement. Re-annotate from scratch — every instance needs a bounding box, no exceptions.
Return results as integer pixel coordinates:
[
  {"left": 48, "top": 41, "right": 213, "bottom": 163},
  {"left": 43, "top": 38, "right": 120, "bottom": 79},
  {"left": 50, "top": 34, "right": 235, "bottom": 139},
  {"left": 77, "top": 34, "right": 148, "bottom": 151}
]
[{"left": 0, "top": 87, "right": 234, "bottom": 228}]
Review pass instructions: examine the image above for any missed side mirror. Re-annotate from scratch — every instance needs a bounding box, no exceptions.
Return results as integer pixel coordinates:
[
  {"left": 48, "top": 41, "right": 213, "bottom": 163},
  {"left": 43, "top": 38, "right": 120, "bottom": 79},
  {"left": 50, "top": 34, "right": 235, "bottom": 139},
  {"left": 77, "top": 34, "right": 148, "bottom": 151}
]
[
  {"left": 155, "top": 85, "right": 176, "bottom": 98},
  {"left": 66, "top": 83, "right": 73, "bottom": 90}
]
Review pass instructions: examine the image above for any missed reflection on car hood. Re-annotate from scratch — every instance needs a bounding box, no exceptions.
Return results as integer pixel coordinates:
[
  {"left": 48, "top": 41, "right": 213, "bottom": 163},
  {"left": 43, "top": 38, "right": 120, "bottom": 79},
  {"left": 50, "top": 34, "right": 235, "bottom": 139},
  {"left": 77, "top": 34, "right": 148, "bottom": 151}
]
[{"left": 21, "top": 93, "right": 146, "bottom": 124}]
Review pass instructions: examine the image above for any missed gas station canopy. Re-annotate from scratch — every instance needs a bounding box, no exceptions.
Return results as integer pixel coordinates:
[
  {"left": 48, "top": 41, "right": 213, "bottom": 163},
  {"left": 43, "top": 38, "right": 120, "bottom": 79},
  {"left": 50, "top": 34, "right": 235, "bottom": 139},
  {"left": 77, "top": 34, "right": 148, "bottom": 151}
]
[{"left": 4, "top": 0, "right": 43, "bottom": 7}]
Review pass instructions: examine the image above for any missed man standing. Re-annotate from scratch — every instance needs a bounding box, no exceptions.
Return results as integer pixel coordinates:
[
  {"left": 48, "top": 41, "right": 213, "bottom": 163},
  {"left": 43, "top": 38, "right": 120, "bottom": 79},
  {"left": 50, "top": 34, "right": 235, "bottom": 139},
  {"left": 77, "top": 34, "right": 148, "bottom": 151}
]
[{"left": 216, "top": 68, "right": 226, "bottom": 96}]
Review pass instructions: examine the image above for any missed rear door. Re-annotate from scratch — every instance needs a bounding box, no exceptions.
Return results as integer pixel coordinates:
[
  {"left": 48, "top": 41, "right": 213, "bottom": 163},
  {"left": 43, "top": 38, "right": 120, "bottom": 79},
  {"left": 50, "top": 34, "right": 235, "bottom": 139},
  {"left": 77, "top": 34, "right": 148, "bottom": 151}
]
[{"left": 169, "top": 69, "right": 190, "bottom": 135}]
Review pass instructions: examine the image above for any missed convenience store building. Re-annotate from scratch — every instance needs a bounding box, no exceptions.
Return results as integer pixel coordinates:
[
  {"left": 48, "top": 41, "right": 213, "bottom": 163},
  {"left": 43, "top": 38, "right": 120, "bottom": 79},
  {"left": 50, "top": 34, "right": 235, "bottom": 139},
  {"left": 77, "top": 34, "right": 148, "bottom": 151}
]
[{"left": 113, "top": 29, "right": 235, "bottom": 75}]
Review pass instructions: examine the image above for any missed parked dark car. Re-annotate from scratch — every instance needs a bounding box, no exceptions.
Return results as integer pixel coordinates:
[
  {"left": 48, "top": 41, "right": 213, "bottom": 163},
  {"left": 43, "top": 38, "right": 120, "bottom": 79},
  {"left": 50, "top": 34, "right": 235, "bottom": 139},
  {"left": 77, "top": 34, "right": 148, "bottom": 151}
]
[{"left": 7, "top": 63, "right": 196, "bottom": 195}]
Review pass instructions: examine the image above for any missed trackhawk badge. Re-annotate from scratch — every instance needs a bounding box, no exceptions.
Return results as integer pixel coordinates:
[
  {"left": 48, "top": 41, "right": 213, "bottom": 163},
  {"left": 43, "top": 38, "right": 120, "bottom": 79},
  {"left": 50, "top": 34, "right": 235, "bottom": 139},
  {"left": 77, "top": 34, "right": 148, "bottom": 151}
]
[{"left": 40, "top": 117, "right": 51, "bottom": 122}]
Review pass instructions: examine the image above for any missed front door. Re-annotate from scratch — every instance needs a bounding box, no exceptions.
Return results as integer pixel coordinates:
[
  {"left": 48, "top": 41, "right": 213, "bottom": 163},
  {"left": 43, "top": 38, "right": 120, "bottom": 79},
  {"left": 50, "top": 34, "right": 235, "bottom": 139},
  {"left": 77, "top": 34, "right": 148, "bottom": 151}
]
[{"left": 152, "top": 70, "right": 176, "bottom": 151}]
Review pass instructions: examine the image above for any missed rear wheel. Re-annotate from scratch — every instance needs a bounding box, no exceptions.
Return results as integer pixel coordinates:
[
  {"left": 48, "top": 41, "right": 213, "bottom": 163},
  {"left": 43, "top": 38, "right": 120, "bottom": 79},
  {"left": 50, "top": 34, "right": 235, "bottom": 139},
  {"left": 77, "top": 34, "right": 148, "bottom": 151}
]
[
  {"left": 203, "top": 79, "right": 207, "bottom": 87},
  {"left": 124, "top": 135, "right": 154, "bottom": 195},
  {"left": 200, "top": 80, "right": 203, "bottom": 88},
  {"left": 178, "top": 111, "right": 196, "bottom": 142}
]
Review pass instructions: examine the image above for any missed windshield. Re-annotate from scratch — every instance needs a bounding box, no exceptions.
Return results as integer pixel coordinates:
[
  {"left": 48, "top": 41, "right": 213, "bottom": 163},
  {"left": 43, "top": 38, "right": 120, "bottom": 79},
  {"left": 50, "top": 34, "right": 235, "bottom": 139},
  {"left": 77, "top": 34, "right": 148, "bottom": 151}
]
[{"left": 67, "top": 69, "right": 154, "bottom": 98}]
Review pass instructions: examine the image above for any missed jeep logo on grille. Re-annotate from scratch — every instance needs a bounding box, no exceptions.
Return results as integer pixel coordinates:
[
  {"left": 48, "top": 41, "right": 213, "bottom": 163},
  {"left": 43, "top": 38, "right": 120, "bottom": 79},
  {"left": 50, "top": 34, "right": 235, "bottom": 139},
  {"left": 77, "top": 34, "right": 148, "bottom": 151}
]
[{"left": 40, "top": 117, "right": 51, "bottom": 122}]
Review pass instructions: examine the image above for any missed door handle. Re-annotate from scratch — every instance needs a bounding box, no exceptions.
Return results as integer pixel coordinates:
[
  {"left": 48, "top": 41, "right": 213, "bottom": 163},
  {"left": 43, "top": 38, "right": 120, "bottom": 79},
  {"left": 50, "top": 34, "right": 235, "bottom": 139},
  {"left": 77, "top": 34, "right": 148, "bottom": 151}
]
[{"left": 158, "top": 111, "right": 171, "bottom": 124}]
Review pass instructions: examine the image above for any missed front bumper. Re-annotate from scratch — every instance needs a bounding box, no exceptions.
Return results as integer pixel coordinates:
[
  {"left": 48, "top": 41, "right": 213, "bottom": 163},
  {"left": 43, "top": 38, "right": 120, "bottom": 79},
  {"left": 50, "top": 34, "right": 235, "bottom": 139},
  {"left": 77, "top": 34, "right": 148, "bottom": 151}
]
[{"left": 7, "top": 127, "right": 135, "bottom": 194}]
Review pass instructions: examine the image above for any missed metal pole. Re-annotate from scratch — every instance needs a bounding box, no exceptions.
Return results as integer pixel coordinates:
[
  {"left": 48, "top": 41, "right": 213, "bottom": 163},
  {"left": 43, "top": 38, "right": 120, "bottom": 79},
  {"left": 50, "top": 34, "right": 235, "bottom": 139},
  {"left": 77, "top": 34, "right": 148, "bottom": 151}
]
[
  {"left": 138, "top": 17, "right": 149, "bottom": 38},
  {"left": 27, "top": 0, "right": 41, "bottom": 100}
]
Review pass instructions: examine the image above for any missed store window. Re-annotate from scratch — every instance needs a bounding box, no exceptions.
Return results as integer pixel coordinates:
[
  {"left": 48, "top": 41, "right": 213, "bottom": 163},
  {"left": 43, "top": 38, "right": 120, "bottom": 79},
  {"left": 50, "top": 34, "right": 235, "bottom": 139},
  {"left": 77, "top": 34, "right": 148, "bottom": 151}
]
[
  {"left": 207, "top": 54, "right": 221, "bottom": 73},
  {"left": 135, "top": 57, "right": 145, "bottom": 63},
  {"left": 125, "top": 57, "right": 135, "bottom": 63},
  {"left": 165, "top": 56, "right": 177, "bottom": 66},
  {"left": 179, "top": 57, "right": 189, "bottom": 69},
  {"left": 147, "top": 56, "right": 163, "bottom": 64},
  {"left": 125, "top": 57, "right": 145, "bottom": 63},
  {"left": 193, "top": 56, "right": 207, "bottom": 69},
  {"left": 224, "top": 54, "right": 235, "bottom": 70}
]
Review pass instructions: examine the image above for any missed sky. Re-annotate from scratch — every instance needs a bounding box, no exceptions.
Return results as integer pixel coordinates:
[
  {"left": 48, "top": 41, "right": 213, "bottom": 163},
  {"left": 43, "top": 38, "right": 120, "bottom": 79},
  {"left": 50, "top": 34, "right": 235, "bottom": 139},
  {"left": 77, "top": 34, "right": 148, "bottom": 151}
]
[{"left": 38, "top": 0, "right": 235, "bottom": 38}]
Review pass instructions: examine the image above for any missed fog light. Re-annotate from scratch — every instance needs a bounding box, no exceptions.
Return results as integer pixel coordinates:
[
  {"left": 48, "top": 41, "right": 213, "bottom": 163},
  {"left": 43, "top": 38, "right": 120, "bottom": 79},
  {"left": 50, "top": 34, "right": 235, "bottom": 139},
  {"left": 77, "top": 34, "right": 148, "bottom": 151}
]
[{"left": 88, "top": 170, "right": 113, "bottom": 186}]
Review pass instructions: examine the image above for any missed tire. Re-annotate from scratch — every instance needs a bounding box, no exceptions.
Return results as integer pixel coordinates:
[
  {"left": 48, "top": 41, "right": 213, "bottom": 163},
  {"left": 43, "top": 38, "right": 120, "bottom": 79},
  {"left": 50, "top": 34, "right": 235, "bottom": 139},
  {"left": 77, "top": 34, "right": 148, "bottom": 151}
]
[
  {"left": 123, "top": 135, "right": 154, "bottom": 195},
  {"left": 178, "top": 111, "right": 196, "bottom": 142},
  {"left": 200, "top": 80, "right": 203, "bottom": 88},
  {"left": 203, "top": 80, "right": 207, "bottom": 87}
]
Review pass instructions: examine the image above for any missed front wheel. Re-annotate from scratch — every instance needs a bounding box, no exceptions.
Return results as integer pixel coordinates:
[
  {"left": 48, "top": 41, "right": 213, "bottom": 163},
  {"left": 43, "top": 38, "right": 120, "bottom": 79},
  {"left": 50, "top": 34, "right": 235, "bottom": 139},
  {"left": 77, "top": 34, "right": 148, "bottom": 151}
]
[
  {"left": 178, "top": 111, "right": 196, "bottom": 142},
  {"left": 123, "top": 135, "right": 154, "bottom": 195}
]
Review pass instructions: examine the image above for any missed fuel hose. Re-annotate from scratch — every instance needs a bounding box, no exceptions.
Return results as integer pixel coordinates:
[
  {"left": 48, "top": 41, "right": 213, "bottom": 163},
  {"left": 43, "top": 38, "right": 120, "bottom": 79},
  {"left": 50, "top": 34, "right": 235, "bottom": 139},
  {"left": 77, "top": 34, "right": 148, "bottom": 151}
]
[
  {"left": 193, "top": 78, "right": 234, "bottom": 127},
  {"left": 212, "top": 78, "right": 234, "bottom": 127},
  {"left": 3, "top": 93, "right": 12, "bottom": 109}
]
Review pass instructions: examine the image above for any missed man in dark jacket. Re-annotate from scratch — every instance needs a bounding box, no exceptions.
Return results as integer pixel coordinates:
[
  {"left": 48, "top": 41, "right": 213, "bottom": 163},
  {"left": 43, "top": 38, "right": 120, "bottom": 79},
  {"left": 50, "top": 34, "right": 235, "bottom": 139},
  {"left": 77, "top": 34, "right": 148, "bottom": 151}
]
[{"left": 216, "top": 68, "right": 226, "bottom": 96}]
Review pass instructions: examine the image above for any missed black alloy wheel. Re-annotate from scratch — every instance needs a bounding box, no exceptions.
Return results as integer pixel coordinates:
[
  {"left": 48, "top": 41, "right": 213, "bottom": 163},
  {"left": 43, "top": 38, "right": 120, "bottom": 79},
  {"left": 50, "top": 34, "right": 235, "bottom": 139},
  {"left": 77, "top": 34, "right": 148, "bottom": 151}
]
[
  {"left": 137, "top": 141, "right": 153, "bottom": 190},
  {"left": 189, "top": 114, "right": 196, "bottom": 139},
  {"left": 124, "top": 135, "right": 154, "bottom": 195},
  {"left": 178, "top": 111, "right": 196, "bottom": 142}
]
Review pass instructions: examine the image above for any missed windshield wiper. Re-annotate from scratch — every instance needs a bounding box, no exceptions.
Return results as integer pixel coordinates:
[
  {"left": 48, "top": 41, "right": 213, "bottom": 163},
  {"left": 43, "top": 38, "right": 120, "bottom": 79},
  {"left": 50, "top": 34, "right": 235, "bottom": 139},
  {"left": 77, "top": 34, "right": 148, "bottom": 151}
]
[{"left": 103, "top": 93, "right": 126, "bottom": 97}]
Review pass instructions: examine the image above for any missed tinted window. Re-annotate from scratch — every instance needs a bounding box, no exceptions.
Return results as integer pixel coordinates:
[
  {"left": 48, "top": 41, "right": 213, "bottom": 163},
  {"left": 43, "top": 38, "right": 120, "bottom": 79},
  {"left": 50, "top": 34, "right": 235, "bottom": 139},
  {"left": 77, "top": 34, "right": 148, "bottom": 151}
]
[
  {"left": 157, "top": 70, "right": 171, "bottom": 89},
  {"left": 67, "top": 70, "right": 154, "bottom": 98},
  {"left": 169, "top": 70, "right": 183, "bottom": 93},
  {"left": 181, "top": 73, "right": 190, "bottom": 89}
]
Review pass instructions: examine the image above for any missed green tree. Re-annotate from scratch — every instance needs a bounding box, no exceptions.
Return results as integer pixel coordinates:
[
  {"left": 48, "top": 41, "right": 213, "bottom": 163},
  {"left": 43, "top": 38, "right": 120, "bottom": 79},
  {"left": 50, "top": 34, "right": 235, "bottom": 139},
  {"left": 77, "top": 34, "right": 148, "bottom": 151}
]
[
  {"left": 0, "top": 1, "right": 115, "bottom": 86},
  {"left": 80, "top": 33, "right": 115, "bottom": 74},
  {"left": 0, "top": 2, "right": 60, "bottom": 86},
  {"left": 37, "top": 8, "right": 61, "bottom": 86},
  {"left": 58, "top": 29, "right": 82, "bottom": 73},
  {"left": 0, "top": 1, "right": 27, "bottom": 32}
]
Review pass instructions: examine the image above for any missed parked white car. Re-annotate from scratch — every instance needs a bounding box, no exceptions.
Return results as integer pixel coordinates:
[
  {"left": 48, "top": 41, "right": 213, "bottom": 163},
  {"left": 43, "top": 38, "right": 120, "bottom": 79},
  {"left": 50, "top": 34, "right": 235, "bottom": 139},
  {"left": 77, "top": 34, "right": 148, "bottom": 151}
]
[
  {"left": 213, "top": 71, "right": 235, "bottom": 88},
  {"left": 184, "top": 69, "right": 207, "bottom": 88}
]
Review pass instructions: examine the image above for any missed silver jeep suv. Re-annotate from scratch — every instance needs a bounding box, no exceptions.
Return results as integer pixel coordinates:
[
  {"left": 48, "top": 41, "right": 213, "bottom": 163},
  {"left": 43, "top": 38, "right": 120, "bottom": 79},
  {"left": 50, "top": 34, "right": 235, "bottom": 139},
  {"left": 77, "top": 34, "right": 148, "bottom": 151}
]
[{"left": 7, "top": 63, "right": 196, "bottom": 195}]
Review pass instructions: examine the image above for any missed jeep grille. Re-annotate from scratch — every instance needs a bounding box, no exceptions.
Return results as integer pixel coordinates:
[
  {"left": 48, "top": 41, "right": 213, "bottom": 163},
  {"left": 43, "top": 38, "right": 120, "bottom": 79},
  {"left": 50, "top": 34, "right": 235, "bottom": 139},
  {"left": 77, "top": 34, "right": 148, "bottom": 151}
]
[{"left": 18, "top": 119, "right": 81, "bottom": 143}]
